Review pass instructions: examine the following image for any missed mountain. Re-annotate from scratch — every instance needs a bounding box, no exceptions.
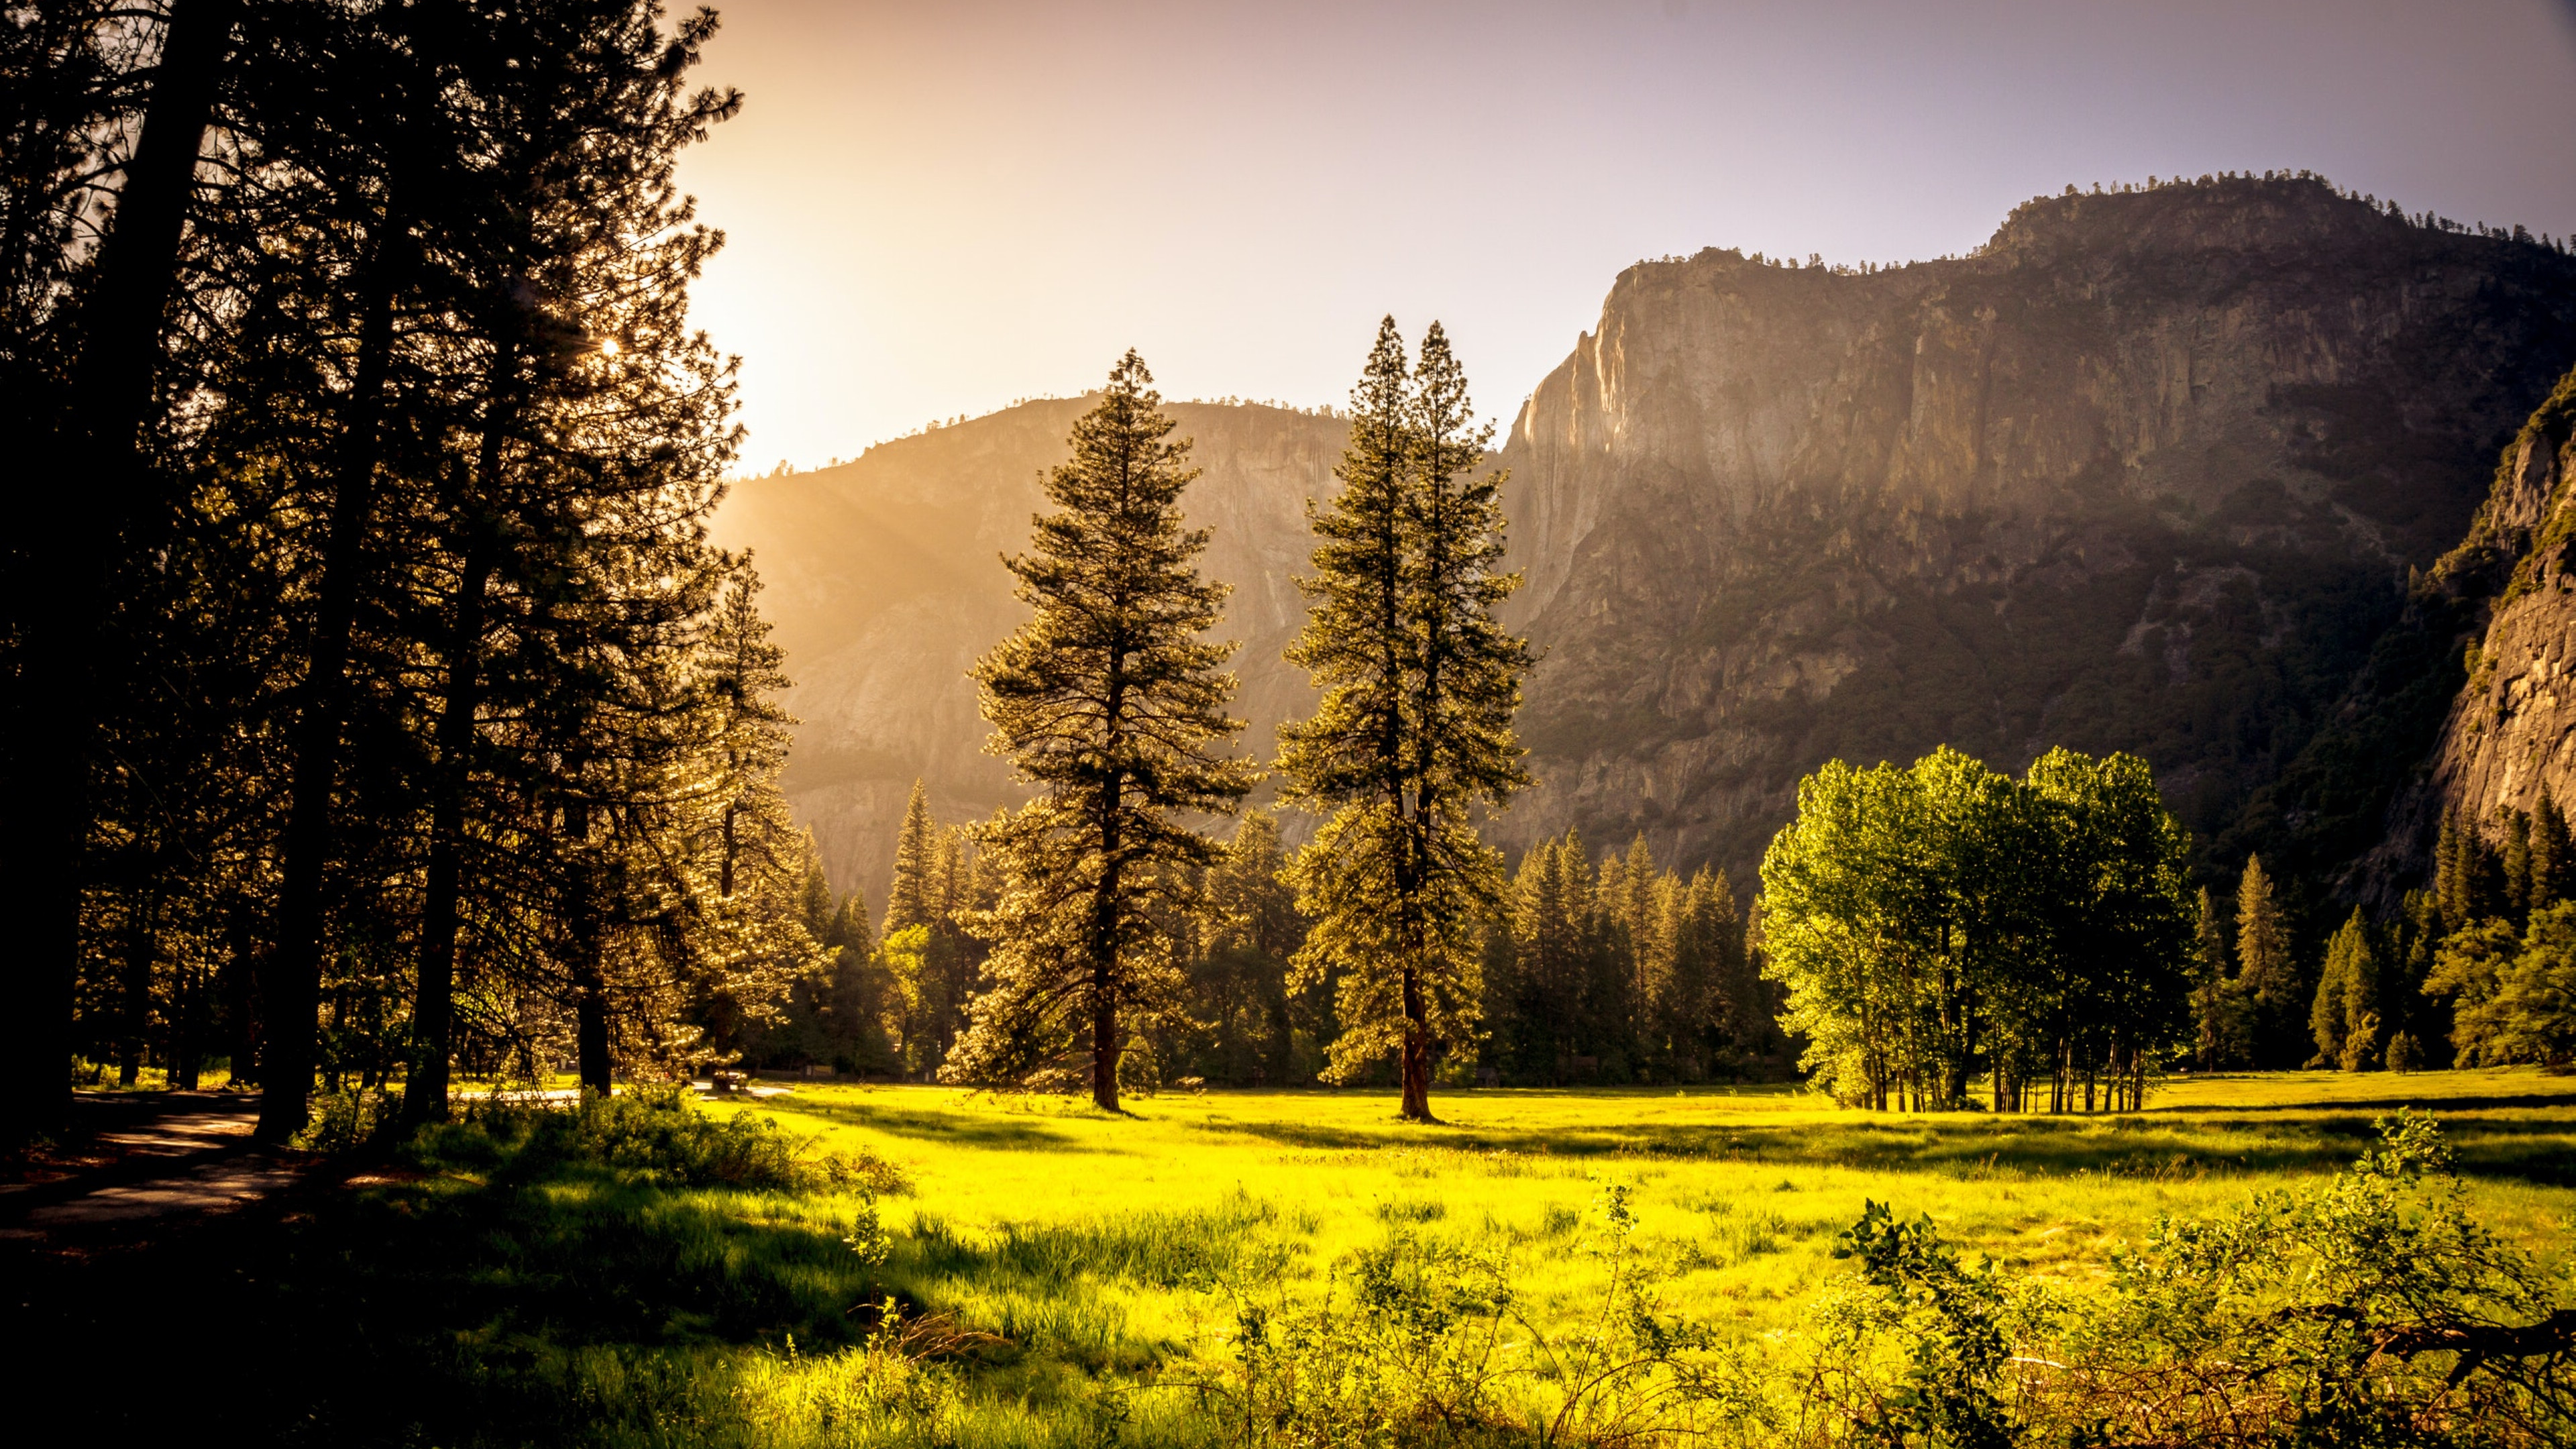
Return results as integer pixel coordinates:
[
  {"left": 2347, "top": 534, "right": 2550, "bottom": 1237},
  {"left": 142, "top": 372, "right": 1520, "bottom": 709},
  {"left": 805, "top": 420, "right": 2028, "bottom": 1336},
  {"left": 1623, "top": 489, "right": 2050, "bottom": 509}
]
[
  {"left": 1491, "top": 176, "right": 2576, "bottom": 897},
  {"left": 710, "top": 399, "right": 1347, "bottom": 898},
  {"left": 720, "top": 176, "right": 2576, "bottom": 915}
]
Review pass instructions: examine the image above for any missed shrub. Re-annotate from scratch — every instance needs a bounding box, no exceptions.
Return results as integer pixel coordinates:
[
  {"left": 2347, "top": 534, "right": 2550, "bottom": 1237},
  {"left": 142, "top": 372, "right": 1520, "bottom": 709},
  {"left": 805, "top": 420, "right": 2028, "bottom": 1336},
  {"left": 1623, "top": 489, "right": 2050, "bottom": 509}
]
[
  {"left": 294, "top": 1085, "right": 396, "bottom": 1153},
  {"left": 2027, "top": 1110, "right": 2576, "bottom": 1448},
  {"left": 432, "top": 1086, "right": 908, "bottom": 1195}
]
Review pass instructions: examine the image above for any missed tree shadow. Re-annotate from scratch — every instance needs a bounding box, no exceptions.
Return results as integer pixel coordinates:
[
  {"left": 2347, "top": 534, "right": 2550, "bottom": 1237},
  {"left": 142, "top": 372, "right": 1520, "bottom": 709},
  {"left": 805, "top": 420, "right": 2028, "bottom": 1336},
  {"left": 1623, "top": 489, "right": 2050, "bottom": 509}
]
[
  {"left": 1185, "top": 1106, "right": 2576, "bottom": 1185},
  {"left": 765, "top": 1097, "right": 1120, "bottom": 1152},
  {"left": 9, "top": 1128, "right": 890, "bottom": 1444}
]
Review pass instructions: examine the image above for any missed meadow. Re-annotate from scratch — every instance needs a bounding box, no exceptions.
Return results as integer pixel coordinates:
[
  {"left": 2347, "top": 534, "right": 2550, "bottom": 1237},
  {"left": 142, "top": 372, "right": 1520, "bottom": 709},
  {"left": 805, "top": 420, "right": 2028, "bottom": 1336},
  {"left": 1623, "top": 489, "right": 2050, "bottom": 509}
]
[
  {"left": 737, "top": 1070, "right": 2576, "bottom": 1366},
  {"left": 25, "top": 1069, "right": 2574, "bottom": 1446}
]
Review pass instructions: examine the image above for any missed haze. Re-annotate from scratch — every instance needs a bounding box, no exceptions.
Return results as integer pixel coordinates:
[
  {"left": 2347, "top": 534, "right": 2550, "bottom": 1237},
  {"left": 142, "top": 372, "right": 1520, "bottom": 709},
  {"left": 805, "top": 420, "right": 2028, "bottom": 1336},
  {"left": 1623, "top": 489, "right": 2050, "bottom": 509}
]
[{"left": 678, "top": 0, "right": 2576, "bottom": 471}]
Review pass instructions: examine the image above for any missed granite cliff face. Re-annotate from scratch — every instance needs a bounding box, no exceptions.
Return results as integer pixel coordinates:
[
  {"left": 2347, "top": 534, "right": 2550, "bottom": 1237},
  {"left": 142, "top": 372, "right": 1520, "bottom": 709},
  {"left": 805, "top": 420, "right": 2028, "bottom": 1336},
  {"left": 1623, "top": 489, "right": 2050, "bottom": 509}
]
[
  {"left": 2424, "top": 376, "right": 2576, "bottom": 839},
  {"left": 1490, "top": 177, "right": 2576, "bottom": 883},
  {"left": 710, "top": 400, "right": 1346, "bottom": 898}
]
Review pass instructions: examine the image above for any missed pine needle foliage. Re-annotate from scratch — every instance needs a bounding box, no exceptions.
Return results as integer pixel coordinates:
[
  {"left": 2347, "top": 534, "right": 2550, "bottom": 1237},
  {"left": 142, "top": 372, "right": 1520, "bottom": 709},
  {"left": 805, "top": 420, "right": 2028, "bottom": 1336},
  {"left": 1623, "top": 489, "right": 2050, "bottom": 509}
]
[
  {"left": 1279, "top": 318, "right": 1532, "bottom": 1120},
  {"left": 943, "top": 352, "right": 1253, "bottom": 1110}
]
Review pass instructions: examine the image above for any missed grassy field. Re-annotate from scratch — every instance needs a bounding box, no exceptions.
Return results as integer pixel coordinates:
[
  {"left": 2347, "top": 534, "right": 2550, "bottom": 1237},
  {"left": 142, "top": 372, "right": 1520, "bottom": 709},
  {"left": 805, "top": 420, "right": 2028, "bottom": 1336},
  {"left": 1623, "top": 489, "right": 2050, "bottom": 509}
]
[
  {"left": 23, "top": 1068, "right": 2574, "bottom": 1446},
  {"left": 732, "top": 1068, "right": 2576, "bottom": 1356}
]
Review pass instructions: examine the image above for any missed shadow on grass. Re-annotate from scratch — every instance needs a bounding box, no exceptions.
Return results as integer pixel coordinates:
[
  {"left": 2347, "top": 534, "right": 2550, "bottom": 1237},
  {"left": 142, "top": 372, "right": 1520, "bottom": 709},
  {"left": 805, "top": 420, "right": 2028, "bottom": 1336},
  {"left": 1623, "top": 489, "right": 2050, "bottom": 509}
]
[
  {"left": 761, "top": 1097, "right": 1120, "bottom": 1152},
  {"left": 11, "top": 1126, "right": 890, "bottom": 1445},
  {"left": 2141, "top": 1091, "right": 2576, "bottom": 1115},
  {"left": 1187, "top": 1106, "right": 2576, "bottom": 1185}
]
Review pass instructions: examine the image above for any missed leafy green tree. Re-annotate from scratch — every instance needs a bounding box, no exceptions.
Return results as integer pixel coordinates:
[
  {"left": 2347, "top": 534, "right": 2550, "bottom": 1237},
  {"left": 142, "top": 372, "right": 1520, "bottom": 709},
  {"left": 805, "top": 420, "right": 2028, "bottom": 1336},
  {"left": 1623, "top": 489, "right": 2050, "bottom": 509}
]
[
  {"left": 2025, "top": 747, "right": 2197, "bottom": 1112},
  {"left": 1279, "top": 319, "right": 1530, "bottom": 1120},
  {"left": 943, "top": 353, "right": 1252, "bottom": 1110},
  {"left": 2430, "top": 902, "right": 2576, "bottom": 1069},
  {"left": 1764, "top": 747, "right": 2194, "bottom": 1112}
]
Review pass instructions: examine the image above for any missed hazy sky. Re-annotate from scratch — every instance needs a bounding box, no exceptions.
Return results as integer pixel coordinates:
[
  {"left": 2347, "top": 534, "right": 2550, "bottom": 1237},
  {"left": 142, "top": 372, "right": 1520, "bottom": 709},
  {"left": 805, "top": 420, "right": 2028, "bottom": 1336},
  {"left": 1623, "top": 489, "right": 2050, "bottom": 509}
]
[{"left": 676, "top": 0, "right": 2576, "bottom": 471}]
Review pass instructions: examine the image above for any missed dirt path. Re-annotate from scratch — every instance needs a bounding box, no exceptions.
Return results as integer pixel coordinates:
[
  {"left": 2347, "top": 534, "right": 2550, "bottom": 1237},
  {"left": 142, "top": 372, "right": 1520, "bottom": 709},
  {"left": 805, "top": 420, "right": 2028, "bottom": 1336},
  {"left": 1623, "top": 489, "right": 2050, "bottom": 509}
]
[{"left": 0, "top": 1091, "right": 308, "bottom": 1246}]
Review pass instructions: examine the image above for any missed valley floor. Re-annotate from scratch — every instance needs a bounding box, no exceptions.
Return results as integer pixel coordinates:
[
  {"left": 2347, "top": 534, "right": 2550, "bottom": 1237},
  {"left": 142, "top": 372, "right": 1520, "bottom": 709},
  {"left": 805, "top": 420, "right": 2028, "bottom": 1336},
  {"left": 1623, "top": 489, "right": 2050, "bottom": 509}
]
[{"left": 11, "top": 1069, "right": 2572, "bottom": 1446}]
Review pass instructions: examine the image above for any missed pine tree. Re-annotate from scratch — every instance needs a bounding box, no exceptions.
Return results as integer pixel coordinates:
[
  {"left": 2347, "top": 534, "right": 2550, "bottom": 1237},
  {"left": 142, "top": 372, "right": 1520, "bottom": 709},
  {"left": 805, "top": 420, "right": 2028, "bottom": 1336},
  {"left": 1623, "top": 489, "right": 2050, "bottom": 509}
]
[
  {"left": 943, "top": 352, "right": 1252, "bottom": 1110},
  {"left": 1197, "top": 812, "right": 1300, "bottom": 1083},
  {"left": 2533, "top": 792, "right": 2569, "bottom": 913},
  {"left": 1279, "top": 319, "right": 1530, "bottom": 1120},
  {"left": 2313, "top": 909, "right": 2376, "bottom": 1068},
  {"left": 885, "top": 780, "right": 938, "bottom": 937},
  {"left": 2191, "top": 885, "right": 2252, "bottom": 1069},
  {"left": 2235, "top": 855, "right": 2300, "bottom": 1067},
  {"left": 2504, "top": 809, "right": 2534, "bottom": 924}
]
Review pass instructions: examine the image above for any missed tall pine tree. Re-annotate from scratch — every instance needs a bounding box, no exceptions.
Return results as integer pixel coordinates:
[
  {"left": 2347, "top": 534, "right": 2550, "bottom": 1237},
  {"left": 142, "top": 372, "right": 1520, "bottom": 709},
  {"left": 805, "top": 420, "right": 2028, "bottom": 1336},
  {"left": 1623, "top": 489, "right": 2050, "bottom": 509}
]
[
  {"left": 1280, "top": 318, "right": 1530, "bottom": 1120},
  {"left": 2235, "top": 854, "right": 2302, "bottom": 1067},
  {"left": 943, "top": 352, "right": 1252, "bottom": 1110}
]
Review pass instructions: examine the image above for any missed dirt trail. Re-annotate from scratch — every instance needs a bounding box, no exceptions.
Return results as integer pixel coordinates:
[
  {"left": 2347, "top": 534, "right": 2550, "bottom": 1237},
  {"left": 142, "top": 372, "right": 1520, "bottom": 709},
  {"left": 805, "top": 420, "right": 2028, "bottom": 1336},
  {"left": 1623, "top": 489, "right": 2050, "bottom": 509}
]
[{"left": 0, "top": 1091, "right": 307, "bottom": 1246}]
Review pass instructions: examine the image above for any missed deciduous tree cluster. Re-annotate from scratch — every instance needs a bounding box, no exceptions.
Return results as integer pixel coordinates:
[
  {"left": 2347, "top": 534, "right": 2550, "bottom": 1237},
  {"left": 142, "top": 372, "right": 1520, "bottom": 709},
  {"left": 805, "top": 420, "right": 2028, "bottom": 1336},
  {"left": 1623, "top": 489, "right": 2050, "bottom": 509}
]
[{"left": 1760, "top": 747, "right": 2198, "bottom": 1111}]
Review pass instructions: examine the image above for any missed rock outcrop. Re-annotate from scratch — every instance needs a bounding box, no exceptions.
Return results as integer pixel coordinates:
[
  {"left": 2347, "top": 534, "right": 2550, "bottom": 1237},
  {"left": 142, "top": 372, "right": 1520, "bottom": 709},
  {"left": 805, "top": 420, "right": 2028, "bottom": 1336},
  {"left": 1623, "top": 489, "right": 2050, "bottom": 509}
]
[
  {"left": 2424, "top": 373, "right": 2576, "bottom": 835},
  {"left": 1490, "top": 176, "right": 2576, "bottom": 881},
  {"left": 710, "top": 400, "right": 1346, "bottom": 898}
]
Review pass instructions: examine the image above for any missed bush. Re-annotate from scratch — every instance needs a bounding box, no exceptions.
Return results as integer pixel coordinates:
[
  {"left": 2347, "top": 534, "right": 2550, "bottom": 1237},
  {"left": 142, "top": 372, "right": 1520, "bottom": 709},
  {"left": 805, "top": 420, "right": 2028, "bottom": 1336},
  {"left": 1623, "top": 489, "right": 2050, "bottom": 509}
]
[
  {"left": 294, "top": 1085, "right": 396, "bottom": 1153},
  {"left": 431, "top": 1086, "right": 908, "bottom": 1195}
]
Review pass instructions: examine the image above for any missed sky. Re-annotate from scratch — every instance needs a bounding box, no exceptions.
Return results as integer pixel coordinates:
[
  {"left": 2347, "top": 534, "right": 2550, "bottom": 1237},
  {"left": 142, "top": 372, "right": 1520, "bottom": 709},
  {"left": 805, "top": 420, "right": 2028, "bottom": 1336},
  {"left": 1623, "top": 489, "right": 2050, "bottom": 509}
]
[{"left": 675, "top": 0, "right": 2576, "bottom": 472}]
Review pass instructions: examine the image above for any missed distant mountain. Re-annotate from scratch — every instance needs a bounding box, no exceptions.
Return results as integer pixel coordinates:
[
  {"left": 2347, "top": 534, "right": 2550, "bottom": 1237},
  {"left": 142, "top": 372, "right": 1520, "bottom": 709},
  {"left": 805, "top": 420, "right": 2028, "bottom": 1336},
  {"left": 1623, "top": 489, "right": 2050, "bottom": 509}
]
[
  {"left": 720, "top": 176, "right": 2576, "bottom": 918},
  {"left": 710, "top": 400, "right": 1346, "bottom": 900}
]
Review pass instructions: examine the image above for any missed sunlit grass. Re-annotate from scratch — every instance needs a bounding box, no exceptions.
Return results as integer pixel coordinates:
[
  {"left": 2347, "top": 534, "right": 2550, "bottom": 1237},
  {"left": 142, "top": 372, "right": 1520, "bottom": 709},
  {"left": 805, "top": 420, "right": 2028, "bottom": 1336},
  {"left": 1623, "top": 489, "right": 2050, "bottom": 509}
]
[
  {"left": 714, "top": 1067, "right": 2576, "bottom": 1363},
  {"left": 43, "top": 1067, "right": 2567, "bottom": 1446}
]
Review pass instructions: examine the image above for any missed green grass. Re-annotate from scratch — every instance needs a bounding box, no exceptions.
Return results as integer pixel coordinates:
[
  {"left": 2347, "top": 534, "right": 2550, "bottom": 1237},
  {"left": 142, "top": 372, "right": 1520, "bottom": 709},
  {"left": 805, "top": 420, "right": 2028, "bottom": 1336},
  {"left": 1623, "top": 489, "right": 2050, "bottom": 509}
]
[
  {"left": 730, "top": 1068, "right": 2576, "bottom": 1356},
  {"left": 22, "top": 1068, "right": 2573, "bottom": 1446}
]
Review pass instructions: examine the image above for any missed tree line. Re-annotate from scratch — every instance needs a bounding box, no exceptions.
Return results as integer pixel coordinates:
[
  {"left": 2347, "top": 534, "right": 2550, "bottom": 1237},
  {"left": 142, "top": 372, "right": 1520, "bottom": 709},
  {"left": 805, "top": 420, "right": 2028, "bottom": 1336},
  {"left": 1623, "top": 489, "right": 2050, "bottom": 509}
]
[
  {"left": 749, "top": 799, "right": 1786, "bottom": 1095},
  {"left": 6, "top": 0, "right": 822, "bottom": 1146},
  {"left": 2192, "top": 796, "right": 2576, "bottom": 1077}
]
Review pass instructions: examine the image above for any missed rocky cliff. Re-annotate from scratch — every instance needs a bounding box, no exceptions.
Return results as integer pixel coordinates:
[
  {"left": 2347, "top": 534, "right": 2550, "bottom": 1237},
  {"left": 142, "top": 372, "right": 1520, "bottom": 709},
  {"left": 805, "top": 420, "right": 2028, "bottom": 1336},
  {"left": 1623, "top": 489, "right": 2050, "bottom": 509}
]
[
  {"left": 1491, "top": 176, "right": 2576, "bottom": 886},
  {"left": 2422, "top": 373, "right": 2576, "bottom": 840},
  {"left": 710, "top": 400, "right": 1346, "bottom": 899}
]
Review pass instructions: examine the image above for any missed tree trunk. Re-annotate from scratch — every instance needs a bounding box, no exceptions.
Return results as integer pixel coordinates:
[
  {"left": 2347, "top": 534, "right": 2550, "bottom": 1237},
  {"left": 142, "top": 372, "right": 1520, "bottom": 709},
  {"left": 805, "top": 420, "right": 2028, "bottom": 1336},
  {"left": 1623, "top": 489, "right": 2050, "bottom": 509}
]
[
  {"left": 1399, "top": 959, "right": 1433, "bottom": 1122},
  {"left": 1090, "top": 785, "right": 1124, "bottom": 1113},
  {"left": 170, "top": 954, "right": 200, "bottom": 1089},
  {"left": 401, "top": 470, "right": 503, "bottom": 1126},
  {"left": 566, "top": 798, "right": 611, "bottom": 1096},
  {"left": 3, "top": 0, "right": 235, "bottom": 1151},
  {"left": 117, "top": 888, "right": 158, "bottom": 1086},
  {"left": 258, "top": 193, "right": 408, "bottom": 1140}
]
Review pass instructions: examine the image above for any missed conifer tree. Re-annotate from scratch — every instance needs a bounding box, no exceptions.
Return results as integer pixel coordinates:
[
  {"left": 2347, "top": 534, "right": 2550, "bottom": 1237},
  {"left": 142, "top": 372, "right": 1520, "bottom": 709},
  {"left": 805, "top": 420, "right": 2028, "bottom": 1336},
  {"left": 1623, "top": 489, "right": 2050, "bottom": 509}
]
[
  {"left": 1279, "top": 319, "right": 1530, "bottom": 1120},
  {"left": 2504, "top": 809, "right": 2534, "bottom": 923},
  {"left": 885, "top": 780, "right": 938, "bottom": 936},
  {"left": 943, "top": 352, "right": 1252, "bottom": 1110},
  {"left": 2533, "top": 792, "right": 2569, "bottom": 913},
  {"left": 2191, "top": 885, "right": 2252, "bottom": 1069},
  {"left": 2312, "top": 908, "right": 2377, "bottom": 1068},
  {"left": 2235, "top": 855, "right": 2301, "bottom": 1066}
]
